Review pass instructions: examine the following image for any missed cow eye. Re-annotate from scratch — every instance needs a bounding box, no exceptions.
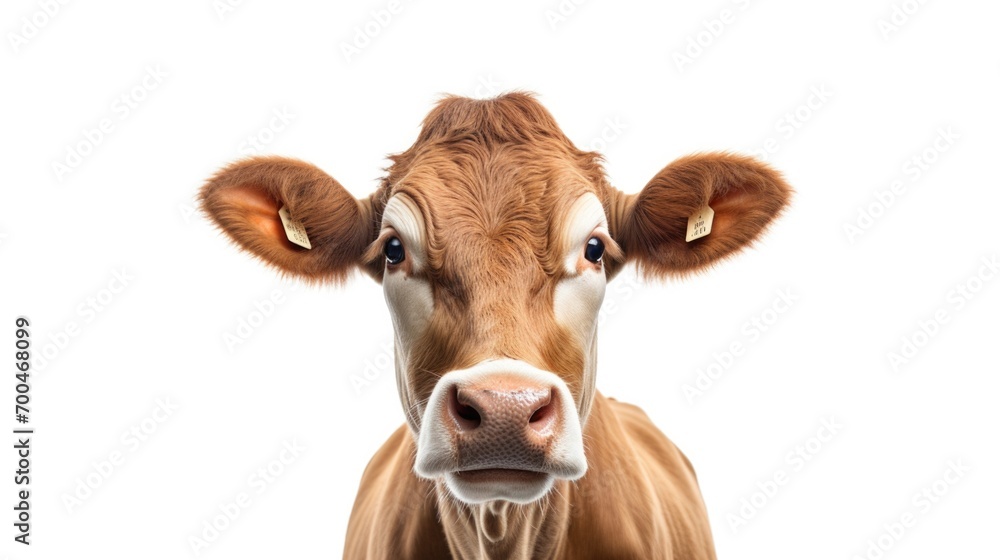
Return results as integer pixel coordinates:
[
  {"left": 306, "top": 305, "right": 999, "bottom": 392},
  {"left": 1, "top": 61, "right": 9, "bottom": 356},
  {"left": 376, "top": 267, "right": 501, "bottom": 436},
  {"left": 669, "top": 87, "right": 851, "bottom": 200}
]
[
  {"left": 585, "top": 237, "right": 604, "bottom": 263},
  {"left": 384, "top": 237, "right": 405, "bottom": 265}
]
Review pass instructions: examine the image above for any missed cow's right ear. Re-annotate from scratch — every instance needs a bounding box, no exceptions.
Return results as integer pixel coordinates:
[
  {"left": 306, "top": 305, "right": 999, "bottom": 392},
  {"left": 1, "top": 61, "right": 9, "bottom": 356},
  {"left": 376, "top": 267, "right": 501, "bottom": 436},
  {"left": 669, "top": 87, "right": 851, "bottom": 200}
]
[{"left": 199, "top": 156, "right": 383, "bottom": 283}]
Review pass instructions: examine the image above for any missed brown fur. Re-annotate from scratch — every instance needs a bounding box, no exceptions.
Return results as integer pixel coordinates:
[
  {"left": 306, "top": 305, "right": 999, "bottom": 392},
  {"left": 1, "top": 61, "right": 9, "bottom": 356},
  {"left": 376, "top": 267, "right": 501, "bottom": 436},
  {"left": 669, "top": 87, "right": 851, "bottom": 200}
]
[
  {"left": 199, "top": 157, "right": 383, "bottom": 283},
  {"left": 198, "top": 92, "right": 791, "bottom": 559},
  {"left": 619, "top": 152, "right": 792, "bottom": 277}
]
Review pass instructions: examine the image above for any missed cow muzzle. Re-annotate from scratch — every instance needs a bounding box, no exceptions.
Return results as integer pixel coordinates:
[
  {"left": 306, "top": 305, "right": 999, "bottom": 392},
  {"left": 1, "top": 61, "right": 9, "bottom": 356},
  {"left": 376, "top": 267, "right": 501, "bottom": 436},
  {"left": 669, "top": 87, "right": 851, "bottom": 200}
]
[{"left": 414, "top": 359, "right": 587, "bottom": 504}]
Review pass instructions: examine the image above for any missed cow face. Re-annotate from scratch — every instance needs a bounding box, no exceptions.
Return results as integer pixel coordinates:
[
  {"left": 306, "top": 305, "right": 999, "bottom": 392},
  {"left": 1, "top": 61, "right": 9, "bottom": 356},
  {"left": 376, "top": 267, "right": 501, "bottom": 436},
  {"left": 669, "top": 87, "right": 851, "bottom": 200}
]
[{"left": 200, "top": 93, "right": 790, "bottom": 505}]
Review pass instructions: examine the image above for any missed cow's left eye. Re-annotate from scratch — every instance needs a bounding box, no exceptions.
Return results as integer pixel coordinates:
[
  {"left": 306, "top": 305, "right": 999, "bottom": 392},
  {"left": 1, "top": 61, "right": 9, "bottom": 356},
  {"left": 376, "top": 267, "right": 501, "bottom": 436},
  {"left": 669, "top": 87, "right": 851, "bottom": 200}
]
[{"left": 585, "top": 237, "right": 604, "bottom": 263}]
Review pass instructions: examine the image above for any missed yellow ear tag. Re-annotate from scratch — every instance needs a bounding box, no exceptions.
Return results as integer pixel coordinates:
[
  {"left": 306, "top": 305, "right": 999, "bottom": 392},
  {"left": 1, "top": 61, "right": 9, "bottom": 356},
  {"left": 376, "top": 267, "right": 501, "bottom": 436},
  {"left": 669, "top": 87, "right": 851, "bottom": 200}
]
[
  {"left": 686, "top": 205, "right": 714, "bottom": 242},
  {"left": 278, "top": 205, "right": 312, "bottom": 249}
]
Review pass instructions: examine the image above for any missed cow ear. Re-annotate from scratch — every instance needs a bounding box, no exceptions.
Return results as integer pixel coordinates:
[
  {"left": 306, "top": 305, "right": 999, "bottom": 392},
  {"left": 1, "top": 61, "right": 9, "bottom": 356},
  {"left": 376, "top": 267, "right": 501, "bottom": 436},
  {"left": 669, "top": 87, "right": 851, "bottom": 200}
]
[
  {"left": 199, "top": 156, "right": 383, "bottom": 283},
  {"left": 611, "top": 153, "right": 791, "bottom": 277}
]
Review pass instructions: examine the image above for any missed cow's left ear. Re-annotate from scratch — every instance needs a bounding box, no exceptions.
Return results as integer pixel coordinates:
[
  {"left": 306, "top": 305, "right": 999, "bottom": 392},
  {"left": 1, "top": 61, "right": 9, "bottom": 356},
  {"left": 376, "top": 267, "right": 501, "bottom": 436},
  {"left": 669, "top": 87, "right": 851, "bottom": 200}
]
[{"left": 607, "top": 153, "right": 791, "bottom": 278}]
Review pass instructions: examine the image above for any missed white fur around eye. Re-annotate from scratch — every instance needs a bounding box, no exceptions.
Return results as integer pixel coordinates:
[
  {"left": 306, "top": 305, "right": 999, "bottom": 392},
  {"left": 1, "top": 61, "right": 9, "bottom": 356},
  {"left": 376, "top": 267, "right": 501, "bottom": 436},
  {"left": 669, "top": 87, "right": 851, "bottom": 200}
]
[
  {"left": 553, "top": 193, "right": 608, "bottom": 349},
  {"left": 381, "top": 195, "right": 428, "bottom": 272},
  {"left": 381, "top": 194, "right": 434, "bottom": 354},
  {"left": 561, "top": 193, "right": 609, "bottom": 275}
]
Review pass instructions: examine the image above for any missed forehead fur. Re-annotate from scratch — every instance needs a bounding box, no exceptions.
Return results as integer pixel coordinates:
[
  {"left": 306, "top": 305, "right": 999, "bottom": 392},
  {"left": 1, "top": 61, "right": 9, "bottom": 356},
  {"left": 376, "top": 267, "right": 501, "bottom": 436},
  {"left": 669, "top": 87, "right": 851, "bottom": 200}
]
[{"left": 375, "top": 93, "right": 613, "bottom": 280}]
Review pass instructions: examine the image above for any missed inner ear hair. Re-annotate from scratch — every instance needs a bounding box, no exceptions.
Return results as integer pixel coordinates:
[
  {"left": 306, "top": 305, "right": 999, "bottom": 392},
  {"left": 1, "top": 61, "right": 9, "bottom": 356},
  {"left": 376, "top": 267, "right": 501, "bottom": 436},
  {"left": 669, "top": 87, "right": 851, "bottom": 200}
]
[{"left": 200, "top": 156, "right": 380, "bottom": 283}]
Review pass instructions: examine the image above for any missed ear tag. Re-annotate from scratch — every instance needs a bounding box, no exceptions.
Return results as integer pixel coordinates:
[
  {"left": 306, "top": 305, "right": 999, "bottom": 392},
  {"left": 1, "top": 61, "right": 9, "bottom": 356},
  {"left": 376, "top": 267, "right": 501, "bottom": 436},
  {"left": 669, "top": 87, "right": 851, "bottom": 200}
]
[
  {"left": 686, "top": 205, "right": 714, "bottom": 242},
  {"left": 278, "top": 205, "right": 312, "bottom": 249}
]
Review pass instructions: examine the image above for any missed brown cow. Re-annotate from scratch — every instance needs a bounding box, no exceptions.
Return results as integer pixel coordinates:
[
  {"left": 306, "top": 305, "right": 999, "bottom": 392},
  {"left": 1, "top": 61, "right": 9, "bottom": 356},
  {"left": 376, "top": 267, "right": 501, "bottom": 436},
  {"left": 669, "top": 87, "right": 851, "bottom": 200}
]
[{"left": 200, "top": 92, "right": 790, "bottom": 559}]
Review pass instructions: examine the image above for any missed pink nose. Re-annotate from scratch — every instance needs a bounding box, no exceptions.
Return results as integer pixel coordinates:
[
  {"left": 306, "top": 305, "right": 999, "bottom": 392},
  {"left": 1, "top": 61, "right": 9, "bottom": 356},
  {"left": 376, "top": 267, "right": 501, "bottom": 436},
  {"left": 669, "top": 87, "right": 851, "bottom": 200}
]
[{"left": 445, "top": 378, "right": 560, "bottom": 471}]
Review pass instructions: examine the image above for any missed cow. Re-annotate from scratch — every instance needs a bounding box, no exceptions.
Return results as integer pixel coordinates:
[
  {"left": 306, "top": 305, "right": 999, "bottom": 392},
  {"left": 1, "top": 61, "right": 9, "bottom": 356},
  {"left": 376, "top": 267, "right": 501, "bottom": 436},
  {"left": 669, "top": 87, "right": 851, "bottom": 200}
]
[{"left": 199, "top": 92, "right": 790, "bottom": 559}]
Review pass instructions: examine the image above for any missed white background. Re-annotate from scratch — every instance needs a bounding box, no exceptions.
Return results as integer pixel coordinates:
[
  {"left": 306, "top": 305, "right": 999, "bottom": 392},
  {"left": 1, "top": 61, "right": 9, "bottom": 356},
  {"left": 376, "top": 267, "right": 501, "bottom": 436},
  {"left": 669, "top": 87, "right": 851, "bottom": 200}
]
[{"left": 2, "top": 0, "right": 999, "bottom": 558}]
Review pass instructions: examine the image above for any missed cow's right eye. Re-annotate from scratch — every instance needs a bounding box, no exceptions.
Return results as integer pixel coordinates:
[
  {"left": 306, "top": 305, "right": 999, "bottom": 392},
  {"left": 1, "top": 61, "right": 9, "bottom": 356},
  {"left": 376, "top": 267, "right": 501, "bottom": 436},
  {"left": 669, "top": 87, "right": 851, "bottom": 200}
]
[
  {"left": 584, "top": 237, "right": 605, "bottom": 264},
  {"left": 384, "top": 237, "right": 405, "bottom": 265}
]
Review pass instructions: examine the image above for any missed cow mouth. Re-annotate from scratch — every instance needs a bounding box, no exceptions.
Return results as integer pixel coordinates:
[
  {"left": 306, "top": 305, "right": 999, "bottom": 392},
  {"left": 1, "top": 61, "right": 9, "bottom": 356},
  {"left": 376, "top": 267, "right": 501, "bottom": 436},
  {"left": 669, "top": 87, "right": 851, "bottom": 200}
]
[
  {"left": 443, "top": 468, "right": 556, "bottom": 504},
  {"left": 451, "top": 468, "right": 548, "bottom": 483}
]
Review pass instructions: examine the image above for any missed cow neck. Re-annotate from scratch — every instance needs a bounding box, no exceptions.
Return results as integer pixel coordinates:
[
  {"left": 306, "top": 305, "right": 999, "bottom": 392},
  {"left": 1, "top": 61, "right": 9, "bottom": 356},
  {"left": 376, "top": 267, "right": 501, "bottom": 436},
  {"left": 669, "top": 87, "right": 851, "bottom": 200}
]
[{"left": 434, "top": 480, "right": 573, "bottom": 560}]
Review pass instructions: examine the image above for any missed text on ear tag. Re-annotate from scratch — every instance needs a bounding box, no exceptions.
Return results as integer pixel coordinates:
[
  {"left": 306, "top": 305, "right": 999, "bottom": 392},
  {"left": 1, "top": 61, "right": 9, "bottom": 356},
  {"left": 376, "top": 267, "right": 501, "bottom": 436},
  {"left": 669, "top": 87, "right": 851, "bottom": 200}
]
[
  {"left": 278, "top": 205, "right": 312, "bottom": 249},
  {"left": 686, "top": 205, "right": 714, "bottom": 242}
]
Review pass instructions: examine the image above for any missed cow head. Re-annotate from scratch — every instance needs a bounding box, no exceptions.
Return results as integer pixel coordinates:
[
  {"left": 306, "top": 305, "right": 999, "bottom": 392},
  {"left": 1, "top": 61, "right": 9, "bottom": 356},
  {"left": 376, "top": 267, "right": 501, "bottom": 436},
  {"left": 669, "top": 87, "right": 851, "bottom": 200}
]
[{"left": 200, "top": 93, "right": 790, "bottom": 505}]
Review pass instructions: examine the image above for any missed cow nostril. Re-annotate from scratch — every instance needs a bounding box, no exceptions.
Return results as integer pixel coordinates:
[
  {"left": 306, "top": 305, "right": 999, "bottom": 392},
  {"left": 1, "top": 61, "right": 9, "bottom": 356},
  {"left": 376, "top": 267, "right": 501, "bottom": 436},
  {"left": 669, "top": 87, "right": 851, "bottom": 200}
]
[
  {"left": 528, "top": 399, "right": 556, "bottom": 432},
  {"left": 456, "top": 403, "right": 481, "bottom": 423},
  {"left": 449, "top": 386, "right": 482, "bottom": 431}
]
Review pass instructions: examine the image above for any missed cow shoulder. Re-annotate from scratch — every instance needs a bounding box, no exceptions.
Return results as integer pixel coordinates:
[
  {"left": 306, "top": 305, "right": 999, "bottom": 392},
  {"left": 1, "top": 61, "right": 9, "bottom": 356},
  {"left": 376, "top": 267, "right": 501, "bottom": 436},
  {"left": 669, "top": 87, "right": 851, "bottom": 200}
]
[
  {"left": 562, "top": 395, "right": 716, "bottom": 559},
  {"left": 344, "top": 424, "right": 451, "bottom": 559},
  {"left": 605, "top": 397, "right": 717, "bottom": 560}
]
